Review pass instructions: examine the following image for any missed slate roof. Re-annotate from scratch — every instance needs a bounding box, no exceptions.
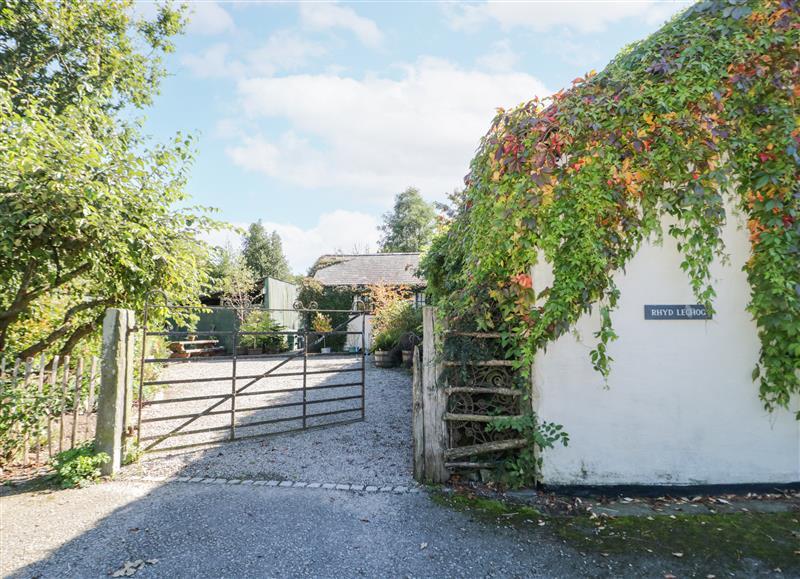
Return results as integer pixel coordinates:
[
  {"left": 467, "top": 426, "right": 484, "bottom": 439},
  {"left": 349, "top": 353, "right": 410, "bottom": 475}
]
[{"left": 312, "top": 253, "right": 425, "bottom": 287}]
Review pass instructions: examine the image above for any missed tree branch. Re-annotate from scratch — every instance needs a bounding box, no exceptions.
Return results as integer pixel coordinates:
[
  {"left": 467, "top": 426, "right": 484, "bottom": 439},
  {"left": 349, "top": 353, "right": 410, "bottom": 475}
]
[
  {"left": 56, "top": 314, "right": 105, "bottom": 359},
  {"left": 0, "top": 261, "right": 92, "bottom": 323},
  {"left": 14, "top": 298, "right": 112, "bottom": 359}
]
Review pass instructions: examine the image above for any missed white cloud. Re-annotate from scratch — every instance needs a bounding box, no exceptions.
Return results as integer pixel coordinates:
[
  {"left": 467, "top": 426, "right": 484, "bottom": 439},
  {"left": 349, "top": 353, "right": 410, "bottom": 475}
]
[
  {"left": 443, "top": 1, "right": 691, "bottom": 34},
  {"left": 247, "top": 30, "right": 327, "bottom": 76},
  {"left": 227, "top": 58, "right": 549, "bottom": 200},
  {"left": 181, "top": 31, "right": 325, "bottom": 79},
  {"left": 476, "top": 40, "right": 519, "bottom": 72},
  {"left": 543, "top": 33, "right": 604, "bottom": 67},
  {"left": 202, "top": 222, "right": 246, "bottom": 253},
  {"left": 187, "top": 1, "right": 235, "bottom": 35},
  {"left": 181, "top": 43, "right": 243, "bottom": 78},
  {"left": 300, "top": 3, "right": 382, "bottom": 47},
  {"left": 263, "top": 210, "right": 380, "bottom": 273},
  {"left": 202, "top": 212, "right": 380, "bottom": 273}
]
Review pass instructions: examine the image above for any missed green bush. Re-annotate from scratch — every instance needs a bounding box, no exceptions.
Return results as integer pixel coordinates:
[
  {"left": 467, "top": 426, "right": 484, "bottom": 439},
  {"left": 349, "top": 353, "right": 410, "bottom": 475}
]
[
  {"left": 52, "top": 442, "right": 109, "bottom": 488},
  {"left": 0, "top": 378, "right": 60, "bottom": 465},
  {"left": 240, "top": 310, "right": 287, "bottom": 353},
  {"left": 372, "top": 331, "right": 398, "bottom": 353},
  {"left": 371, "top": 302, "right": 422, "bottom": 353}
]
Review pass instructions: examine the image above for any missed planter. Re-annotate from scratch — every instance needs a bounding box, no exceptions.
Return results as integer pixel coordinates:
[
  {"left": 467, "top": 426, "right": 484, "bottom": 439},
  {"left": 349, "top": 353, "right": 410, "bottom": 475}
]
[
  {"left": 401, "top": 349, "right": 413, "bottom": 368},
  {"left": 247, "top": 348, "right": 262, "bottom": 356},
  {"left": 373, "top": 350, "right": 394, "bottom": 368},
  {"left": 321, "top": 347, "right": 332, "bottom": 354},
  {"left": 306, "top": 332, "right": 323, "bottom": 353}
]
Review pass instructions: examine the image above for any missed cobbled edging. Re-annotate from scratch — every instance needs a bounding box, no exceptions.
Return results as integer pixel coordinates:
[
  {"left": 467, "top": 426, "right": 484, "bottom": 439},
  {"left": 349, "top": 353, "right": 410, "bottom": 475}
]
[{"left": 122, "top": 475, "right": 422, "bottom": 495}]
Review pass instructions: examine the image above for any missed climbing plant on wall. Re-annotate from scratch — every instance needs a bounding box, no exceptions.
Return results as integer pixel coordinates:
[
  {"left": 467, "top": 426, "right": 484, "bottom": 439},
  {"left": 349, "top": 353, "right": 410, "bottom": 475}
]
[{"left": 422, "top": 0, "right": 799, "bottom": 416}]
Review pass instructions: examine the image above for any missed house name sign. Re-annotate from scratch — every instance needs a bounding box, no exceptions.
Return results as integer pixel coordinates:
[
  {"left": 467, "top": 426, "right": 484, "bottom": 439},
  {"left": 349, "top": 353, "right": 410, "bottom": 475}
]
[{"left": 644, "top": 304, "right": 711, "bottom": 320}]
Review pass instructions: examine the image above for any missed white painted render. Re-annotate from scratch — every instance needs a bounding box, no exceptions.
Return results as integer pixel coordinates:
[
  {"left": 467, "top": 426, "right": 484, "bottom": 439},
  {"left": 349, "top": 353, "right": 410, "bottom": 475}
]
[{"left": 531, "top": 205, "right": 799, "bottom": 486}]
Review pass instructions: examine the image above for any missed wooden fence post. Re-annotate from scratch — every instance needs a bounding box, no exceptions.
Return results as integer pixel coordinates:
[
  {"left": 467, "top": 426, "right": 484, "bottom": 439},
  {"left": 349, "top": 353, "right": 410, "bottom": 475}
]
[
  {"left": 411, "top": 345, "right": 425, "bottom": 481},
  {"left": 95, "top": 308, "right": 135, "bottom": 475},
  {"left": 420, "top": 306, "right": 448, "bottom": 483}
]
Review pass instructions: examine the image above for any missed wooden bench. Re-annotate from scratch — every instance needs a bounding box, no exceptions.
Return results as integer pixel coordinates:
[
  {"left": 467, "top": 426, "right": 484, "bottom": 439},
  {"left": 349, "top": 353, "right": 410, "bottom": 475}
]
[{"left": 168, "top": 340, "right": 224, "bottom": 359}]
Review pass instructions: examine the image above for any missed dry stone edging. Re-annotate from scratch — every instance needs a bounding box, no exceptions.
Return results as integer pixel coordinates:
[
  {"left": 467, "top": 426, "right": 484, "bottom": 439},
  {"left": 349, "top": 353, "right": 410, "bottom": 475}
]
[{"left": 125, "top": 475, "right": 422, "bottom": 495}]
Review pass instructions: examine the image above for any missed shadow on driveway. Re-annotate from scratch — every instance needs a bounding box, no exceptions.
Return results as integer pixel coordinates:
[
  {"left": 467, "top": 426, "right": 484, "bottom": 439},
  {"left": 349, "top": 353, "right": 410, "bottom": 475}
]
[{"left": 2, "top": 480, "right": 592, "bottom": 578}]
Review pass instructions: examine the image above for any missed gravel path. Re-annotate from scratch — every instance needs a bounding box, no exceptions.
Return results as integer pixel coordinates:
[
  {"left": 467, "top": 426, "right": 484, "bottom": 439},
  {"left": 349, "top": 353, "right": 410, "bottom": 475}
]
[
  {"left": 123, "top": 357, "right": 413, "bottom": 486},
  {"left": 1, "top": 480, "right": 595, "bottom": 578}
]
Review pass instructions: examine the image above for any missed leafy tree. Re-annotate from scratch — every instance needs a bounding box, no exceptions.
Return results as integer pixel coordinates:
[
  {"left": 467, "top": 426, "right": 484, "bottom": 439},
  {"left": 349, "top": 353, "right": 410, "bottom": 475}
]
[
  {"left": 0, "top": 1, "right": 219, "bottom": 358},
  {"left": 218, "top": 253, "right": 258, "bottom": 325},
  {"left": 242, "top": 221, "right": 292, "bottom": 281},
  {"left": 378, "top": 187, "right": 436, "bottom": 253},
  {"left": 208, "top": 242, "right": 238, "bottom": 290}
]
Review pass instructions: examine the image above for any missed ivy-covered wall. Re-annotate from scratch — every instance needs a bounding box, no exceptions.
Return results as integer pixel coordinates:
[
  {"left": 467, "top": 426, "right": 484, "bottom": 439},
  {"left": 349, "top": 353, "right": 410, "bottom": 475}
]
[
  {"left": 532, "top": 202, "right": 799, "bottom": 485},
  {"left": 422, "top": 0, "right": 799, "bottom": 418}
]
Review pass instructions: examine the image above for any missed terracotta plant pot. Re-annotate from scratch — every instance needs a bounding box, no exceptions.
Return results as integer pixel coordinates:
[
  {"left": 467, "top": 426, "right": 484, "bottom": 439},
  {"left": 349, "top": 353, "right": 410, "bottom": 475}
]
[{"left": 373, "top": 350, "right": 393, "bottom": 368}]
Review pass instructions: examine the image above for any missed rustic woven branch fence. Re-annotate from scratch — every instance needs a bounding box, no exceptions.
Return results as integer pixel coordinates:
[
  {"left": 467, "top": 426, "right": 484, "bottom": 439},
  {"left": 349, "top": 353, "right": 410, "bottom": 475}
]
[{"left": 412, "top": 307, "right": 527, "bottom": 483}]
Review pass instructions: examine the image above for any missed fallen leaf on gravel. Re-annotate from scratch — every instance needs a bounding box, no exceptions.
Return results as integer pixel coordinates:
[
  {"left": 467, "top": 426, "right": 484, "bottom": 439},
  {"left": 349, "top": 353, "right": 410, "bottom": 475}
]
[
  {"left": 111, "top": 560, "right": 146, "bottom": 577},
  {"left": 359, "top": 518, "right": 369, "bottom": 523},
  {"left": 420, "top": 543, "right": 428, "bottom": 550}
]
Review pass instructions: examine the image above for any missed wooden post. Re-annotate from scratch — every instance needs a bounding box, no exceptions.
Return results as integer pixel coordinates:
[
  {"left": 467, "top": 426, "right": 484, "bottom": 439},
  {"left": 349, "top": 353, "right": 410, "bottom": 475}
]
[
  {"left": 71, "top": 357, "right": 83, "bottom": 448},
  {"left": 47, "top": 356, "right": 59, "bottom": 459},
  {"left": 84, "top": 357, "right": 97, "bottom": 441},
  {"left": 59, "top": 355, "right": 71, "bottom": 453},
  {"left": 411, "top": 345, "right": 425, "bottom": 481},
  {"left": 22, "top": 358, "right": 33, "bottom": 465},
  {"left": 95, "top": 309, "right": 135, "bottom": 475},
  {"left": 421, "top": 307, "right": 448, "bottom": 483},
  {"left": 35, "top": 354, "right": 45, "bottom": 463}
]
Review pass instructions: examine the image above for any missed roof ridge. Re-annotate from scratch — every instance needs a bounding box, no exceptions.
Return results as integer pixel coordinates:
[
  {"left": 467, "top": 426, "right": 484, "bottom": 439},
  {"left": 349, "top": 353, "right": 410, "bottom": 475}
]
[{"left": 317, "top": 252, "right": 421, "bottom": 257}]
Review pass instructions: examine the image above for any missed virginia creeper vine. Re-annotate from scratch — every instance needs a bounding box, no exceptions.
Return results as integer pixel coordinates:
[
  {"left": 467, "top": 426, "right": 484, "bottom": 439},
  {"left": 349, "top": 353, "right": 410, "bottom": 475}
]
[{"left": 422, "top": 0, "right": 799, "bottom": 416}]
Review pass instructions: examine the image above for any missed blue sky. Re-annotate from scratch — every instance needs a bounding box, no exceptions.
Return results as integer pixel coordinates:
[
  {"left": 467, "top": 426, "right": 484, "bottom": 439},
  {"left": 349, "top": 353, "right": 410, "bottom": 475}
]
[{"left": 137, "top": 0, "right": 690, "bottom": 273}]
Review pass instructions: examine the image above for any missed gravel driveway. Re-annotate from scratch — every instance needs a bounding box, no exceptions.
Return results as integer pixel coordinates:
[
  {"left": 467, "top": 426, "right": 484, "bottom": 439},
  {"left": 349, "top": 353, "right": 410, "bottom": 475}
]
[
  {"left": 123, "top": 357, "right": 413, "bottom": 486},
  {"left": 1, "top": 480, "right": 594, "bottom": 578}
]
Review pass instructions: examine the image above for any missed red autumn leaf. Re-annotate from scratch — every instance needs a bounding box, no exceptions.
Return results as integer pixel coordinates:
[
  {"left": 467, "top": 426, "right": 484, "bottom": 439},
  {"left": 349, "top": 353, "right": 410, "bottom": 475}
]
[{"left": 512, "top": 273, "right": 533, "bottom": 289}]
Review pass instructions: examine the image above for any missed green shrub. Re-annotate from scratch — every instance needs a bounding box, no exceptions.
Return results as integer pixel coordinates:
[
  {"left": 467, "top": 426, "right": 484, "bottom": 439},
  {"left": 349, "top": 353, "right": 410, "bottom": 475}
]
[
  {"left": 372, "top": 331, "right": 398, "bottom": 352},
  {"left": 486, "top": 414, "right": 569, "bottom": 488},
  {"left": 311, "top": 312, "right": 333, "bottom": 333},
  {"left": 0, "top": 378, "right": 60, "bottom": 465},
  {"left": 240, "top": 310, "right": 287, "bottom": 353},
  {"left": 52, "top": 442, "right": 109, "bottom": 488}
]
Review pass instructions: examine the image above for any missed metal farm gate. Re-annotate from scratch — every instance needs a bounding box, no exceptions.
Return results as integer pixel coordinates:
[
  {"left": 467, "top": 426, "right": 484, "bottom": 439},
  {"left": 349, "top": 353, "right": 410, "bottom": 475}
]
[{"left": 135, "top": 298, "right": 368, "bottom": 453}]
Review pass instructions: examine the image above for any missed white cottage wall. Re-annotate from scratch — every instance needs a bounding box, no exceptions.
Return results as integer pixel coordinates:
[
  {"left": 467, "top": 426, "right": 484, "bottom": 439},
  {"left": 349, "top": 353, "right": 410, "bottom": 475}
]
[{"left": 531, "top": 207, "right": 799, "bottom": 486}]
